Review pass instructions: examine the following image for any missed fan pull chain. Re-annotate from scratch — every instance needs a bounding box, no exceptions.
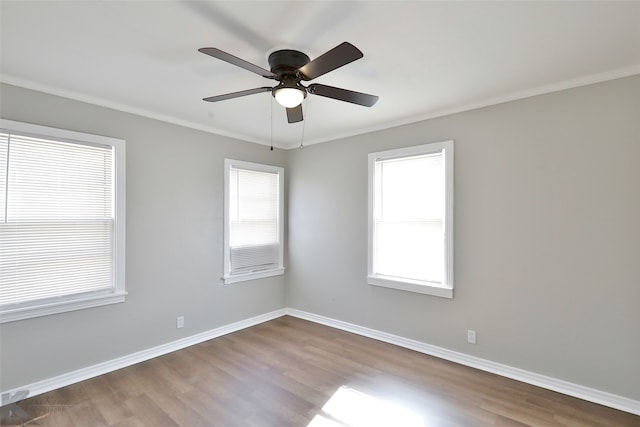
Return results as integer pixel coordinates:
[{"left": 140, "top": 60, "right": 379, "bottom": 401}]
[
  {"left": 299, "top": 97, "right": 309, "bottom": 150},
  {"left": 269, "top": 93, "right": 274, "bottom": 151}
]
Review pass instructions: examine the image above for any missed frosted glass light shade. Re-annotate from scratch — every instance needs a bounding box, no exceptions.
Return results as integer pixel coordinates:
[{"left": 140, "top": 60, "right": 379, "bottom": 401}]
[{"left": 274, "top": 87, "right": 305, "bottom": 108}]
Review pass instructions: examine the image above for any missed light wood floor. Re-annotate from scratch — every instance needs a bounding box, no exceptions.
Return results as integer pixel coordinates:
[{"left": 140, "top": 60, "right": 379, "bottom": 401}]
[{"left": 3, "top": 316, "right": 638, "bottom": 426}]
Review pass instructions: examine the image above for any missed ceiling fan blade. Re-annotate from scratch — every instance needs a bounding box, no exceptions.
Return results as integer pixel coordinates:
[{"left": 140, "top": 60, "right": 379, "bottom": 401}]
[
  {"left": 199, "top": 48, "right": 276, "bottom": 79},
  {"left": 203, "top": 87, "right": 272, "bottom": 102},
  {"left": 286, "top": 105, "right": 303, "bottom": 123},
  {"left": 298, "top": 42, "right": 363, "bottom": 81},
  {"left": 307, "top": 84, "right": 378, "bottom": 107}
]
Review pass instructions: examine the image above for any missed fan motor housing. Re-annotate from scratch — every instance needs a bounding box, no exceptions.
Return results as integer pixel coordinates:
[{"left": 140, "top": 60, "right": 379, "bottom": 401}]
[{"left": 268, "top": 50, "right": 310, "bottom": 78}]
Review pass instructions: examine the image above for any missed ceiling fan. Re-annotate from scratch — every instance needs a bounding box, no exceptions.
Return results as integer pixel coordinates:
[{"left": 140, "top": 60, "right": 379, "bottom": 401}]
[{"left": 199, "top": 42, "right": 378, "bottom": 123}]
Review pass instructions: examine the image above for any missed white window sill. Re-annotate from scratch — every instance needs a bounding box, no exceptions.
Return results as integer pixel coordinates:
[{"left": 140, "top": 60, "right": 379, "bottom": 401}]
[
  {"left": 0, "top": 291, "right": 127, "bottom": 324},
  {"left": 223, "top": 267, "right": 285, "bottom": 285},
  {"left": 368, "top": 275, "right": 453, "bottom": 298}
]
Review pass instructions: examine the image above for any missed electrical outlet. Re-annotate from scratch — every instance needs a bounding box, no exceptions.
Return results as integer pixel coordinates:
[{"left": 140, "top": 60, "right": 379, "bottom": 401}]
[
  {"left": 176, "top": 316, "right": 184, "bottom": 329},
  {"left": 467, "top": 329, "right": 476, "bottom": 344}
]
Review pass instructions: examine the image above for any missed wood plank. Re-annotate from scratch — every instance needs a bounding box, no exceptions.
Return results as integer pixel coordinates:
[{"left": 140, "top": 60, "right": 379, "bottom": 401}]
[{"left": 5, "top": 316, "right": 639, "bottom": 426}]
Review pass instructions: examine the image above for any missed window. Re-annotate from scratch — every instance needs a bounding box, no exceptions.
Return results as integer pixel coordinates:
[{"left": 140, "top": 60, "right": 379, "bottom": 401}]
[
  {"left": 0, "top": 120, "right": 125, "bottom": 323},
  {"left": 368, "top": 141, "right": 454, "bottom": 298},
  {"left": 223, "top": 159, "right": 284, "bottom": 284}
]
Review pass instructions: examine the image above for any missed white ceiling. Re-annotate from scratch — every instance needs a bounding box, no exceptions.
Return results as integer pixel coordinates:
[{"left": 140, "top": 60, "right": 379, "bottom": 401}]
[{"left": 1, "top": 1, "right": 639, "bottom": 149}]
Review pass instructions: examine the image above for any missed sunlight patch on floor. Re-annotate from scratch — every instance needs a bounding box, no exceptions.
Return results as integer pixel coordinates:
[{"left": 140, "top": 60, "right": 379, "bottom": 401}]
[{"left": 308, "top": 385, "right": 426, "bottom": 427}]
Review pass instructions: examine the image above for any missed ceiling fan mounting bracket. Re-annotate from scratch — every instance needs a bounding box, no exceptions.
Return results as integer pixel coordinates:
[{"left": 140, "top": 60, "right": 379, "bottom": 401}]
[{"left": 268, "top": 49, "right": 310, "bottom": 78}]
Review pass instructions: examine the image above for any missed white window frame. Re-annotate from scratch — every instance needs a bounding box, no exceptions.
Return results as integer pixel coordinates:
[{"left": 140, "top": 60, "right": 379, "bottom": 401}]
[
  {"left": 0, "top": 119, "right": 126, "bottom": 323},
  {"left": 367, "top": 141, "right": 454, "bottom": 298},
  {"left": 223, "top": 159, "right": 284, "bottom": 284}
]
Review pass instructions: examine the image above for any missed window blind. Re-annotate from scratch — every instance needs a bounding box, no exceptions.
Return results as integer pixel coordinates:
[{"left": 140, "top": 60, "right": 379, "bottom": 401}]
[
  {"left": 228, "top": 166, "right": 280, "bottom": 274},
  {"left": 0, "top": 131, "right": 115, "bottom": 307},
  {"left": 373, "top": 151, "right": 445, "bottom": 284}
]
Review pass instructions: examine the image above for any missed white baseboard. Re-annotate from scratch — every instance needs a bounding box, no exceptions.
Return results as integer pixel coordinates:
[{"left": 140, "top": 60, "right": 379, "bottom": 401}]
[
  {"left": 285, "top": 308, "right": 640, "bottom": 416},
  {"left": 0, "top": 309, "right": 286, "bottom": 406},
  {"left": 2, "top": 307, "right": 638, "bottom": 417}
]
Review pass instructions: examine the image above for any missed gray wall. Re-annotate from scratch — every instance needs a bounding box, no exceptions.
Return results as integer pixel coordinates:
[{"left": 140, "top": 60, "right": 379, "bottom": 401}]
[
  {"left": 0, "top": 84, "right": 287, "bottom": 390},
  {"left": 2, "top": 76, "right": 639, "bottom": 402},
  {"left": 286, "top": 75, "right": 640, "bottom": 400}
]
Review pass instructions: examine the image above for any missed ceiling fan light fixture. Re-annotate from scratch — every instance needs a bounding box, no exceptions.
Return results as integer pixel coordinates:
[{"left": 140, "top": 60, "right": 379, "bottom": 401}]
[
  {"left": 200, "top": 43, "right": 378, "bottom": 124},
  {"left": 274, "top": 87, "right": 305, "bottom": 108}
]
